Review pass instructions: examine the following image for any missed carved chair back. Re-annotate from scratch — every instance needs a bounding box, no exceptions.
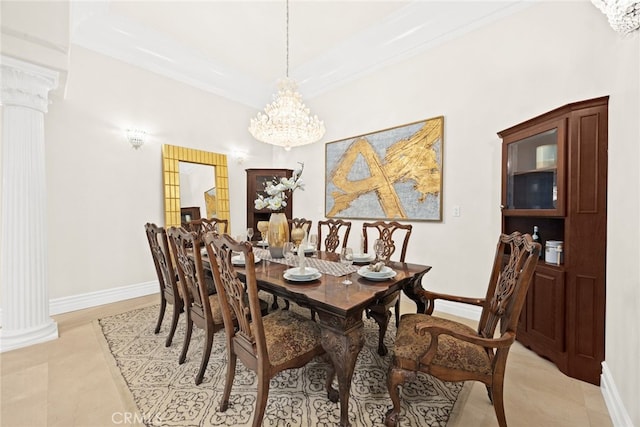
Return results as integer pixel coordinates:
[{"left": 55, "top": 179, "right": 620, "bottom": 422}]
[
  {"left": 204, "top": 234, "right": 266, "bottom": 360},
  {"left": 362, "top": 221, "right": 413, "bottom": 262},
  {"left": 145, "top": 223, "right": 181, "bottom": 304},
  {"left": 317, "top": 219, "right": 352, "bottom": 253},
  {"left": 480, "top": 232, "right": 539, "bottom": 339},
  {"left": 184, "top": 217, "right": 228, "bottom": 241},
  {"left": 167, "top": 227, "right": 213, "bottom": 330},
  {"left": 144, "top": 222, "right": 183, "bottom": 346},
  {"left": 288, "top": 217, "right": 313, "bottom": 235}
]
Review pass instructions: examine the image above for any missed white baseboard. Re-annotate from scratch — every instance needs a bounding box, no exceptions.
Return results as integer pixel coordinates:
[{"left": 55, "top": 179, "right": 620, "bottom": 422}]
[
  {"left": 49, "top": 281, "right": 158, "bottom": 316},
  {"left": 0, "top": 281, "right": 157, "bottom": 350},
  {"left": 433, "top": 299, "right": 483, "bottom": 322},
  {"left": 601, "top": 362, "right": 634, "bottom": 427}
]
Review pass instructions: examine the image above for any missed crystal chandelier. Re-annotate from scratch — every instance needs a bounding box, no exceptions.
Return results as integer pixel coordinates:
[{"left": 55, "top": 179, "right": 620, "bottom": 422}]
[
  {"left": 591, "top": 0, "right": 640, "bottom": 34},
  {"left": 249, "top": 0, "right": 325, "bottom": 151}
]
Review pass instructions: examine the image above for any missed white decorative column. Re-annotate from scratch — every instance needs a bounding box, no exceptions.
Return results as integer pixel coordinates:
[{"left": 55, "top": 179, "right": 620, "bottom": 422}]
[{"left": 0, "top": 56, "right": 59, "bottom": 352}]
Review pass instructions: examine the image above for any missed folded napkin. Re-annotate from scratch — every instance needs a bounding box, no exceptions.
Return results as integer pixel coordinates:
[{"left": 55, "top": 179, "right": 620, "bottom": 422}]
[{"left": 298, "top": 231, "right": 307, "bottom": 274}]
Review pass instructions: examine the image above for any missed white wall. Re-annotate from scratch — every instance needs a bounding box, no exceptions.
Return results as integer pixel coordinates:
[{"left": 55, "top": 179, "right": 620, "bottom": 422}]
[
  {"left": 43, "top": 46, "right": 273, "bottom": 299},
  {"left": 285, "top": 2, "right": 639, "bottom": 424}
]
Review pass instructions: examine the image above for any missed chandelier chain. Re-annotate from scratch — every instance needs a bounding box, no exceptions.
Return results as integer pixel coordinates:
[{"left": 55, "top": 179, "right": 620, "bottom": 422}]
[{"left": 286, "top": 0, "right": 289, "bottom": 78}]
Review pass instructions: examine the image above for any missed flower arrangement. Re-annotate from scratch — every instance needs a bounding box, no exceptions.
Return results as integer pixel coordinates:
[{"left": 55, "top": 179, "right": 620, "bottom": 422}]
[{"left": 254, "top": 162, "right": 305, "bottom": 211}]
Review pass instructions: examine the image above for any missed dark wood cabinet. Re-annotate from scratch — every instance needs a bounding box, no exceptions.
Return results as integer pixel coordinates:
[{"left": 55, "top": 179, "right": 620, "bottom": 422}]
[
  {"left": 180, "top": 206, "right": 201, "bottom": 225},
  {"left": 499, "top": 96, "right": 608, "bottom": 385},
  {"left": 246, "top": 169, "right": 293, "bottom": 241}
]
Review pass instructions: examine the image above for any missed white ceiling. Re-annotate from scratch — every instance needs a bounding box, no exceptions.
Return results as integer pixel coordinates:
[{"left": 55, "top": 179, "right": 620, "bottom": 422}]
[{"left": 71, "top": 0, "right": 533, "bottom": 109}]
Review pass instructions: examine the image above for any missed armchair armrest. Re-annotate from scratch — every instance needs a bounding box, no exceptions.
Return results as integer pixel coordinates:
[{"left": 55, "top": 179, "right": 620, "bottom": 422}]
[
  {"left": 416, "top": 288, "right": 485, "bottom": 315},
  {"left": 415, "top": 322, "right": 515, "bottom": 366}
]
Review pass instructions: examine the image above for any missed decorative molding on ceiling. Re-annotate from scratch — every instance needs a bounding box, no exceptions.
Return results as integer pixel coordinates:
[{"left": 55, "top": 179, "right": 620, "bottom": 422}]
[{"left": 70, "top": 1, "right": 533, "bottom": 109}]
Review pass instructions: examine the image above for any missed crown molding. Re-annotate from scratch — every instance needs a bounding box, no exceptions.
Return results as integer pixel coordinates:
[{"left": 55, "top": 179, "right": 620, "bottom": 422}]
[{"left": 70, "top": 1, "right": 533, "bottom": 108}]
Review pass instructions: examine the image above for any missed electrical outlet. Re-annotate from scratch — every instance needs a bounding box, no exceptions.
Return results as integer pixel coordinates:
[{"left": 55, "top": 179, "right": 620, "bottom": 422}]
[{"left": 453, "top": 205, "right": 461, "bottom": 217}]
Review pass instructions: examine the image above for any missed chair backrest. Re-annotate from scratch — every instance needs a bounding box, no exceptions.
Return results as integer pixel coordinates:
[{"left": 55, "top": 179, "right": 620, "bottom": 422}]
[
  {"left": 479, "top": 232, "right": 541, "bottom": 340},
  {"left": 167, "top": 226, "right": 212, "bottom": 326},
  {"left": 144, "top": 223, "right": 180, "bottom": 301},
  {"left": 317, "top": 219, "right": 352, "bottom": 253},
  {"left": 362, "top": 221, "right": 413, "bottom": 262},
  {"left": 184, "top": 217, "right": 228, "bottom": 238},
  {"left": 288, "top": 218, "right": 312, "bottom": 235},
  {"left": 204, "top": 233, "right": 268, "bottom": 364}
]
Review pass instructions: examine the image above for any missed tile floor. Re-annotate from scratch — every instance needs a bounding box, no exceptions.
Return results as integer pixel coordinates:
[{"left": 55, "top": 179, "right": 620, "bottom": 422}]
[{"left": 0, "top": 294, "right": 613, "bottom": 426}]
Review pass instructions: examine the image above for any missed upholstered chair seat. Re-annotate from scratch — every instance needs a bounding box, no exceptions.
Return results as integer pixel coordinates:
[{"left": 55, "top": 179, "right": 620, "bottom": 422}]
[
  {"left": 256, "top": 310, "right": 323, "bottom": 367},
  {"left": 394, "top": 313, "right": 491, "bottom": 375}
]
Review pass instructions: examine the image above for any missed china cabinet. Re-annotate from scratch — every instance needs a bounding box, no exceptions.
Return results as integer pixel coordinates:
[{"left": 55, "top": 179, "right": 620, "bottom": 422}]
[
  {"left": 498, "top": 96, "right": 608, "bottom": 385},
  {"left": 180, "top": 206, "right": 201, "bottom": 224},
  {"left": 246, "top": 169, "right": 293, "bottom": 241}
]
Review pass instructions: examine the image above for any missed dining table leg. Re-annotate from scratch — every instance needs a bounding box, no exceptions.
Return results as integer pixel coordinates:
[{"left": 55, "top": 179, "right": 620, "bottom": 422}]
[{"left": 318, "top": 313, "right": 365, "bottom": 427}]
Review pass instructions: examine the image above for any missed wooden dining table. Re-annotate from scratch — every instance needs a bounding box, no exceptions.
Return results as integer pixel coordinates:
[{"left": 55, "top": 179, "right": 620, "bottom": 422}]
[{"left": 214, "top": 248, "right": 432, "bottom": 427}]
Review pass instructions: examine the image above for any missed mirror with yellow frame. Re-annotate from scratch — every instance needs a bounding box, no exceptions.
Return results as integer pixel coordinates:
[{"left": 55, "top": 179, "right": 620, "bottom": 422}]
[{"left": 162, "top": 144, "right": 230, "bottom": 229}]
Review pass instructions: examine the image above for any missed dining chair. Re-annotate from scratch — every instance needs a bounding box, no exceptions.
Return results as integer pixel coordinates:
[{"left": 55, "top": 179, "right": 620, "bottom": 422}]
[
  {"left": 204, "top": 233, "right": 334, "bottom": 427},
  {"left": 182, "top": 217, "right": 228, "bottom": 294},
  {"left": 317, "top": 218, "right": 351, "bottom": 253},
  {"left": 384, "top": 232, "right": 541, "bottom": 427},
  {"left": 144, "top": 223, "right": 183, "bottom": 347},
  {"left": 362, "top": 220, "right": 413, "bottom": 356},
  {"left": 167, "top": 226, "right": 227, "bottom": 385}
]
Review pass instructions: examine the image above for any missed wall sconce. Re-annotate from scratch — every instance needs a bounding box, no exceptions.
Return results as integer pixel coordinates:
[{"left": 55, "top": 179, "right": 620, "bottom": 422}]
[
  {"left": 126, "top": 128, "right": 147, "bottom": 149},
  {"left": 232, "top": 150, "right": 248, "bottom": 164}
]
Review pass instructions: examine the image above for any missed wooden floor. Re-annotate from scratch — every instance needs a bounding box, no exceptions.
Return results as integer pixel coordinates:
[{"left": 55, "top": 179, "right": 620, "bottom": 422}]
[{"left": 0, "top": 294, "right": 613, "bottom": 426}]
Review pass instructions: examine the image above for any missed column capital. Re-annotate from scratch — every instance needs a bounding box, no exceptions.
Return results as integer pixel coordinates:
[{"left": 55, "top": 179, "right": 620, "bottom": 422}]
[{"left": 1, "top": 55, "right": 59, "bottom": 112}]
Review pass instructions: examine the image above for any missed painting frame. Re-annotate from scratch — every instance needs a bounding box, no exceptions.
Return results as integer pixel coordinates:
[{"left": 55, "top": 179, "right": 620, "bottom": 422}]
[{"left": 325, "top": 116, "right": 444, "bottom": 222}]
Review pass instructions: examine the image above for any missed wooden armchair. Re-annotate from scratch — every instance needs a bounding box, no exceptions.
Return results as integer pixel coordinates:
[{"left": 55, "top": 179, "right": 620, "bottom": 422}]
[
  {"left": 317, "top": 218, "right": 351, "bottom": 253},
  {"left": 144, "top": 223, "right": 183, "bottom": 347},
  {"left": 362, "top": 220, "right": 413, "bottom": 356},
  {"left": 384, "top": 232, "right": 541, "bottom": 427},
  {"left": 167, "top": 226, "right": 227, "bottom": 385},
  {"left": 204, "top": 233, "right": 334, "bottom": 427}
]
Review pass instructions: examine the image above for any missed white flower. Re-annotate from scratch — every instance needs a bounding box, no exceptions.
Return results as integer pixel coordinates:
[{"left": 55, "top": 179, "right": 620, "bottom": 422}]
[{"left": 255, "top": 162, "right": 304, "bottom": 211}]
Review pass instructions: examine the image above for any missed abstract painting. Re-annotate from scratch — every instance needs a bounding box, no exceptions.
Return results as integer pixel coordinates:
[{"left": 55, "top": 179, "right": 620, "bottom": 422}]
[{"left": 325, "top": 116, "right": 443, "bottom": 221}]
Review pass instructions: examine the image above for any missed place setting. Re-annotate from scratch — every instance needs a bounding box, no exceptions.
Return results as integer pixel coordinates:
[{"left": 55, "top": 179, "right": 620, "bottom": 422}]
[
  {"left": 356, "top": 261, "right": 397, "bottom": 281},
  {"left": 282, "top": 242, "right": 322, "bottom": 283}
]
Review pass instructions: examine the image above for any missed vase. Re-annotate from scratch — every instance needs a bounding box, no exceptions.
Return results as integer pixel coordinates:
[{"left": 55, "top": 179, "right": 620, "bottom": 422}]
[
  {"left": 267, "top": 212, "right": 289, "bottom": 258},
  {"left": 290, "top": 227, "right": 305, "bottom": 248}
]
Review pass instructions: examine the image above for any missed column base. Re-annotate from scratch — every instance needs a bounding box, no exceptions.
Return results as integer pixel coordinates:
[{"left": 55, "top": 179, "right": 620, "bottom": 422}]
[{"left": 0, "top": 320, "right": 58, "bottom": 353}]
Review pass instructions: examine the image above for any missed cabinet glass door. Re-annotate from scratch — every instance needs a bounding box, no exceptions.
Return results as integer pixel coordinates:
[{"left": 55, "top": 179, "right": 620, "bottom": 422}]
[{"left": 502, "top": 120, "right": 565, "bottom": 216}]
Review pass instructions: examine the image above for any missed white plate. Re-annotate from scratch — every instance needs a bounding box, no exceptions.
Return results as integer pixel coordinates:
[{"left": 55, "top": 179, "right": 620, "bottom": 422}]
[
  {"left": 294, "top": 246, "right": 316, "bottom": 254},
  {"left": 357, "top": 266, "right": 397, "bottom": 281},
  {"left": 257, "top": 241, "right": 269, "bottom": 247},
  {"left": 232, "top": 256, "right": 261, "bottom": 266},
  {"left": 352, "top": 253, "right": 375, "bottom": 263},
  {"left": 284, "top": 272, "right": 322, "bottom": 282},
  {"left": 359, "top": 265, "right": 393, "bottom": 277},
  {"left": 285, "top": 267, "right": 319, "bottom": 279}
]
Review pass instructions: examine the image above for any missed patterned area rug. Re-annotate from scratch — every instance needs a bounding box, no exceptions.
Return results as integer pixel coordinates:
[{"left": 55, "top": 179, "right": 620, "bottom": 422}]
[{"left": 97, "top": 303, "right": 462, "bottom": 426}]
